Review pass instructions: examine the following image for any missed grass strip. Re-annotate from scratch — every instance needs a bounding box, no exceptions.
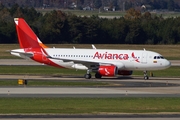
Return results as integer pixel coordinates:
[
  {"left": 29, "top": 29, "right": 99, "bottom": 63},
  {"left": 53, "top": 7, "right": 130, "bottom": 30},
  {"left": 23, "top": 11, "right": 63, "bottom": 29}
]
[
  {"left": 0, "top": 80, "right": 110, "bottom": 86},
  {"left": 0, "top": 65, "right": 85, "bottom": 75},
  {"left": 0, "top": 98, "right": 180, "bottom": 114},
  {"left": 0, "top": 65, "right": 179, "bottom": 77}
]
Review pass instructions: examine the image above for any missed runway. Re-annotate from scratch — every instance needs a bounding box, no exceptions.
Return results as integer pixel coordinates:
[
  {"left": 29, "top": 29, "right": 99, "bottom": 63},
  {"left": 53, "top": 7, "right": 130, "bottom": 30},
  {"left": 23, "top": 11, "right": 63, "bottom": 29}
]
[
  {"left": 0, "top": 116, "right": 180, "bottom": 120},
  {"left": 1, "top": 114, "right": 180, "bottom": 120},
  {"left": 0, "top": 59, "right": 180, "bottom": 119},
  {"left": 0, "top": 74, "right": 180, "bottom": 98}
]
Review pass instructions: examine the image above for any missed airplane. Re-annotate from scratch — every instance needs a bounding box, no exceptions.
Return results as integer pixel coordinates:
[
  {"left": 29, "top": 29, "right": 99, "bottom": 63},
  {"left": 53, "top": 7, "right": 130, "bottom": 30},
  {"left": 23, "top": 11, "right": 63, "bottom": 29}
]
[{"left": 11, "top": 18, "right": 171, "bottom": 80}]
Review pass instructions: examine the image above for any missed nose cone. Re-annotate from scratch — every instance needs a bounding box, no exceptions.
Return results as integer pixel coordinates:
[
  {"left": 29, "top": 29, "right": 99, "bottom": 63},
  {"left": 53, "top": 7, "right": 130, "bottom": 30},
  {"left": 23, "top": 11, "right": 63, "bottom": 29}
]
[{"left": 164, "top": 60, "right": 171, "bottom": 68}]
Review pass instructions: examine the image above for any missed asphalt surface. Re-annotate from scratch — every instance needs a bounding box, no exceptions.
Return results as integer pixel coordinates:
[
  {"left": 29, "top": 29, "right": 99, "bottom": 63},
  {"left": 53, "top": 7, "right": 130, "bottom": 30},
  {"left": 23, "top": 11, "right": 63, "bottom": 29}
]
[
  {"left": 1, "top": 114, "right": 180, "bottom": 119},
  {"left": 1, "top": 59, "right": 180, "bottom": 119},
  {"left": 0, "top": 75, "right": 180, "bottom": 98}
]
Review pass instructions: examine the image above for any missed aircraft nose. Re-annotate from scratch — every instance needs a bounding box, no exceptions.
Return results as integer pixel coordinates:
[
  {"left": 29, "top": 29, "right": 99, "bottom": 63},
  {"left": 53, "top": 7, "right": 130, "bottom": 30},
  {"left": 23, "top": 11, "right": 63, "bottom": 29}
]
[{"left": 164, "top": 60, "right": 171, "bottom": 68}]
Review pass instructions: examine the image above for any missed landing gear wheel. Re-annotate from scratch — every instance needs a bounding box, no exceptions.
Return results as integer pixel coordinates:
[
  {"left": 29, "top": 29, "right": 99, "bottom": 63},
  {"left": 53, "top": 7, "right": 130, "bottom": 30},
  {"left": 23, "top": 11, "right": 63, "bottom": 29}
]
[
  {"left": 84, "top": 74, "right": 91, "bottom": 79},
  {"left": 95, "top": 73, "right": 102, "bottom": 79},
  {"left": 144, "top": 76, "right": 149, "bottom": 80},
  {"left": 143, "top": 70, "right": 149, "bottom": 80}
]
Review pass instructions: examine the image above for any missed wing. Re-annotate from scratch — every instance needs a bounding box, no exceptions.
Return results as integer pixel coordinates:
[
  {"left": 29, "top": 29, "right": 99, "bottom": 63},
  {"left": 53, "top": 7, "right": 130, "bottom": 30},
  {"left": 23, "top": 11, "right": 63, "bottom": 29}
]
[{"left": 47, "top": 56, "right": 125, "bottom": 69}]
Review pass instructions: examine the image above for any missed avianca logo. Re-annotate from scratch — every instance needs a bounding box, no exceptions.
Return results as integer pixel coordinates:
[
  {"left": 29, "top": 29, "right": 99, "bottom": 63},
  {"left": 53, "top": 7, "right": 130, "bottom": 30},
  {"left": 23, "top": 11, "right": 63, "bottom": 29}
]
[
  {"left": 93, "top": 52, "right": 129, "bottom": 60},
  {"left": 105, "top": 68, "right": 110, "bottom": 75},
  {"left": 132, "top": 52, "right": 140, "bottom": 62}
]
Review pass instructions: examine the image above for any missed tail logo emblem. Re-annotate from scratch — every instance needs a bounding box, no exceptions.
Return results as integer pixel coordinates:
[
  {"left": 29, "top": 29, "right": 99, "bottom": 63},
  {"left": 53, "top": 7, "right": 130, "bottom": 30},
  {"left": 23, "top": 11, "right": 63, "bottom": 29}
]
[{"left": 131, "top": 52, "right": 140, "bottom": 63}]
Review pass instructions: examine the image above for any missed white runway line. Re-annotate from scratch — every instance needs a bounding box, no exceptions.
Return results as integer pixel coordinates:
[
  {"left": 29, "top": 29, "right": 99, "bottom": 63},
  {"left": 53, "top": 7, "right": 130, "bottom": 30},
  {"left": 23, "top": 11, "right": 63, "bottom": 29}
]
[{"left": 0, "top": 87, "right": 176, "bottom": 94}]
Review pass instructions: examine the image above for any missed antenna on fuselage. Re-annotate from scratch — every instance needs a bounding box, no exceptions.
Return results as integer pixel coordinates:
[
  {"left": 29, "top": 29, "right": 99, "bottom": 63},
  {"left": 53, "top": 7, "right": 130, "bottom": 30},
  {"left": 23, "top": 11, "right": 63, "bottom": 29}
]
[
  {"left": 92, "top": 44, "right": 96, "bottom": 49},
  {"left": 143, "top": 48, "right": 146, "bottom": 51}
]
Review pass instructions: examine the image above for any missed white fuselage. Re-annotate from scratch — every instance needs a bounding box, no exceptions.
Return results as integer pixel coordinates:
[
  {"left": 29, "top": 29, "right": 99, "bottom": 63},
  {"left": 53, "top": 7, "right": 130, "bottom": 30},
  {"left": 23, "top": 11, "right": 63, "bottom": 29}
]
[
  {"left": 44, "top": 48, "right": 171, "bottom": 71},
  {"left": 11, "top": 48, "right": 171, "bottom": 71}
]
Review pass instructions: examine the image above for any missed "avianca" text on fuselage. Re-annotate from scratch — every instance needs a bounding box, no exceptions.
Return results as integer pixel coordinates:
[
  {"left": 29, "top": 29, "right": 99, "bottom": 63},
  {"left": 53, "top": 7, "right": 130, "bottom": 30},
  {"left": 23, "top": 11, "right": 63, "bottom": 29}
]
[{"left": 93, "top": 52, "right": 129, "bottom": 60}]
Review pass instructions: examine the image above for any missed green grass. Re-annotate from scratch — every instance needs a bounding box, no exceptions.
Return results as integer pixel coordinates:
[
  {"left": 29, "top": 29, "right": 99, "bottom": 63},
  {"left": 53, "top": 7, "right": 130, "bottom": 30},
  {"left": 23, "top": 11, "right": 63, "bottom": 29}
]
[
  {"left": 133, "top": 66, "right": 180, "bottom": 77},
  {"left": 0, "top": 65, "right": 179, "bottom": 77},
  {"left": 0, "top": 65, "right": 85, "bottom": 75},
  {"left": 0, "top": 80, "right": 110, "bottom": 86},
  {"left": 0, "top": 98, "right": 180, "bottom": 114}
]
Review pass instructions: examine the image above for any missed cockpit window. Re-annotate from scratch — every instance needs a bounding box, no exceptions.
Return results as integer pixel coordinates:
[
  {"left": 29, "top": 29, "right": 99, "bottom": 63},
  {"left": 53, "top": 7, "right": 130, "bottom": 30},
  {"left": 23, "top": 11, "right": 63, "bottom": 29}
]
[
  {"left": 160, "top": 56, "right": 164, "bottom": 59},
  {"left": 154, "top": 56, "right": 164, "bottom": 59}
]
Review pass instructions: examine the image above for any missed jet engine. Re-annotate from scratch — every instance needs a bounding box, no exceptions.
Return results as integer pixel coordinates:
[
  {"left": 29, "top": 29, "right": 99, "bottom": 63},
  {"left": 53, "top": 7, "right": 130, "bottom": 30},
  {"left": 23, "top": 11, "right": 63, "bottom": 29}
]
[{"left": 98, "top": 65, "right": 118, "bottom": 76}]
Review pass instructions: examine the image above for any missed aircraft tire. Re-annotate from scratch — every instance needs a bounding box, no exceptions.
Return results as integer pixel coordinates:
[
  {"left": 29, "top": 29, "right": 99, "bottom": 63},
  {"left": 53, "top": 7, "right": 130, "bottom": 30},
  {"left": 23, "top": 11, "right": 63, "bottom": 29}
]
[
  {"left": 144, "top": 76, "right": 149, "bottom": 80},
  {"left": 95, "top": 73, "right": 102, "bottom": 79},
  {"left": 85, "top": 74, "right": 91, "bottom": 79}
]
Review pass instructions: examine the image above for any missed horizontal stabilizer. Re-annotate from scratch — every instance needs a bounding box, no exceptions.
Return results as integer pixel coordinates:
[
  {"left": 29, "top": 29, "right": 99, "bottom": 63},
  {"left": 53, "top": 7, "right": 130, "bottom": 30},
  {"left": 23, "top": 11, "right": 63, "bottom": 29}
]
[{"left": 11, "top": 50, "right": 33, "bottom": 58}]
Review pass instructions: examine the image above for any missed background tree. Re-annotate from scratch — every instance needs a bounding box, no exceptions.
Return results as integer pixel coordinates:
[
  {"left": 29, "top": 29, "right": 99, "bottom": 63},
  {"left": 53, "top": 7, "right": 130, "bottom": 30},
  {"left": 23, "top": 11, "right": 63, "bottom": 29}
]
[
  {"left": 125, "top": 20, "right": 145, "bottom": 44},
  {"left": 39, "top": 10, "right": 68, "bottom": 43},
  {"left": 124, "top": 1, "right": 133, "bottom": 11},
  {"left": 168, "top": 0, "right": 175, "bottom": 11},
  {"left": 67, "top": 15, "right": 84, "bottom": 43},
  {"left": 124, "top": 8, "right": 141, "bottom": 20},
  {"left": 93, "top": 0, "right": 102, "bottom": 9},
  {"left": 1, "top": 3, "right": 180, "bottom": 44}
]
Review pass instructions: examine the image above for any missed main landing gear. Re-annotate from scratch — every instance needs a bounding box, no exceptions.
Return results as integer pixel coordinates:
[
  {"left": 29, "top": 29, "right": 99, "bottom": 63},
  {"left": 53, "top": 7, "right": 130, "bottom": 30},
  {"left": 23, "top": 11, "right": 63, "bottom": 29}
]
[
  {"left": 84, "top": 73, "right": 102, "bottom": 79},
  {"left": 84, "top": 70, "right": 91, "bottom": 79},
  {"left": 143, "top": 70, "right": 149, "bottom": 80},
  {"left": 84, "top": 70, "right": 150, "bottom": 80},
  {"left": 84, "top": 69, "right": 102, "bottom": 79},
  {"left": 95, "top": 73, "right": 102, "bottom": 79}
]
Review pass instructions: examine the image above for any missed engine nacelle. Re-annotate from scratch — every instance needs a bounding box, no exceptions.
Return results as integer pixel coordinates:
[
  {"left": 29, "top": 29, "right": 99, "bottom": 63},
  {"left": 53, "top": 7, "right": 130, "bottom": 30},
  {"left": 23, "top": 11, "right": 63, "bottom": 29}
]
[
  {"left": 118, "top": 70, "right": 133, "bottom": 75},
  {"left": 98, "top": 65, "right": 118, "bottom": 76}
]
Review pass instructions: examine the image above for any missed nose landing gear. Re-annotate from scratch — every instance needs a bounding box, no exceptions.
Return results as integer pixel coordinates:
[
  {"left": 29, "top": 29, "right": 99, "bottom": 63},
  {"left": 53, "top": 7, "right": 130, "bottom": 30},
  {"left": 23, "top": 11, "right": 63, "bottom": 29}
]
[{"left": 143, "top": 71, "right": 149, "bottom": 80}]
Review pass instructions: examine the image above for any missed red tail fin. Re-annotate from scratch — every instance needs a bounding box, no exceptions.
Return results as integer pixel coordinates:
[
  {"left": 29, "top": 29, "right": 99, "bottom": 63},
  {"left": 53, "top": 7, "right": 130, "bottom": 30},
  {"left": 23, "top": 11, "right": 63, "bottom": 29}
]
[{"left": 14, "top": 18, "right": 48, "bottom": 49}]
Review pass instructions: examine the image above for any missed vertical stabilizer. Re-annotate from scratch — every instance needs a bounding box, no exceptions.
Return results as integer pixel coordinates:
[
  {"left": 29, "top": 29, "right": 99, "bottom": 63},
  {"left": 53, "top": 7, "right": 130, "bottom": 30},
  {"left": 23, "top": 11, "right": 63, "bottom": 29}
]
[{"left": 14, "top": 18, "right": 47, "bottom": 49}]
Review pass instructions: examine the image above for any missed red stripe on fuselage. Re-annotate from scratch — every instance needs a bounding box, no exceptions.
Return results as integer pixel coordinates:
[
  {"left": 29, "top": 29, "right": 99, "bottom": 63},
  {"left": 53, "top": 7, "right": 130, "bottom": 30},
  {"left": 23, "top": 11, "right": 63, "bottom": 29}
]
[{"left": 27, "top": 48, "right": 64, "bottom": 68}]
